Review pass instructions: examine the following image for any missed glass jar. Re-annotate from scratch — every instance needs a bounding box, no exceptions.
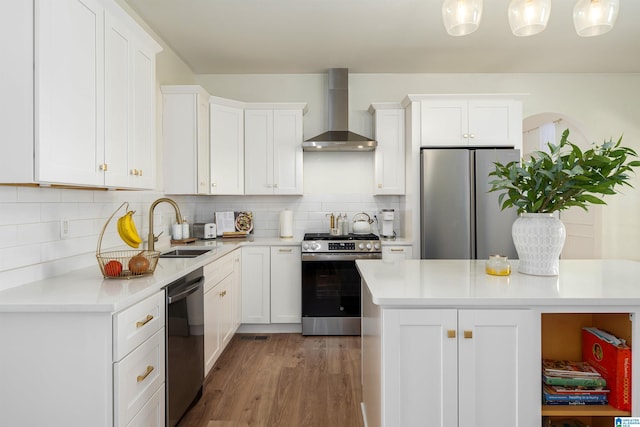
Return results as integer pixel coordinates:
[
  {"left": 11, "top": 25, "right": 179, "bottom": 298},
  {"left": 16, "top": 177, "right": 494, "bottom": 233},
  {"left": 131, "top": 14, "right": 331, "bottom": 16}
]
[{"left": 485, "top": 255, "right": 511, "bottom": 276}]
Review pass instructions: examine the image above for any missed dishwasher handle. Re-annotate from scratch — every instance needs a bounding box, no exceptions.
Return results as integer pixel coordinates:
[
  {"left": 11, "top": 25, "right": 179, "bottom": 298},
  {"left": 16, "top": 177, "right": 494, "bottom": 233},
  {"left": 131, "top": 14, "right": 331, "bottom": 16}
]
[{"left": 167, "top": 277, "right": 204, "bottom": 304}]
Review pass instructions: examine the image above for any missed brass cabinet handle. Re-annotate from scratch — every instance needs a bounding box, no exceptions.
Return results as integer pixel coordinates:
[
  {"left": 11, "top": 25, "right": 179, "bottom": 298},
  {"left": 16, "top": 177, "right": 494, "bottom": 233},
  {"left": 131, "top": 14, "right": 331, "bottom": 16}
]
[
  {"left": 279, "top": 248, "right": 293, "bottom": 253},
  {"left": 136, "top": 314, "right": 154, "bottom": 328},
  {"left": 100, "top": 163, "right": 108, "bottom": 171},
  {"left": 464, "top": 330, "right": 473, "bottom": 339},
  {"left": 447, "top": 330, "right": 456, "bottom": 338},
  {"left": 136, "top": 365, "right": 154, "bottom": 383},
  {"left": 139, "top": 169, "right": 143, "bottom": 176},
  {"left": 390, "top": 248, "right": 405, "bottom": 252}
]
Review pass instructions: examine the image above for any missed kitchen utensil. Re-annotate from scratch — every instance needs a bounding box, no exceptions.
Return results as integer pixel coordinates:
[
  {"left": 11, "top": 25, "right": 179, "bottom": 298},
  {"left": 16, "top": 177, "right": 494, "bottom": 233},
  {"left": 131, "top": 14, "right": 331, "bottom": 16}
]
[{"left": 352, "top": 212, "right": 374, "bottom": 234}]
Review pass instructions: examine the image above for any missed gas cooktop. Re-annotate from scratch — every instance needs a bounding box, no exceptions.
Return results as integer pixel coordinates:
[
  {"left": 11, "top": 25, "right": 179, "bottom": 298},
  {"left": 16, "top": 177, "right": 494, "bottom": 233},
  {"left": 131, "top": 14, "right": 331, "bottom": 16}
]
[{"left": 303, "top": 233, "right": 379, "bottom": 241}]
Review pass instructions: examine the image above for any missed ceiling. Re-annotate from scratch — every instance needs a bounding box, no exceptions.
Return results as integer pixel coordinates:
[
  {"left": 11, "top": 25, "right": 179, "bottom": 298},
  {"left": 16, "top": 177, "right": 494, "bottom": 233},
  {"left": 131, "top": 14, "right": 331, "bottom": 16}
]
[{"left": 123, "top": 0, "right": 640, "bottom": 74}]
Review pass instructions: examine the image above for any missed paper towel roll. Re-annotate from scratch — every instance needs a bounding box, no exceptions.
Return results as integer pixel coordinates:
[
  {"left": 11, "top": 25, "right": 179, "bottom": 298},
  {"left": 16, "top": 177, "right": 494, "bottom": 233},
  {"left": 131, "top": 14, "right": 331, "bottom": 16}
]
[{"left": 279, "top": 209, "right": 294, "bottom": 238}]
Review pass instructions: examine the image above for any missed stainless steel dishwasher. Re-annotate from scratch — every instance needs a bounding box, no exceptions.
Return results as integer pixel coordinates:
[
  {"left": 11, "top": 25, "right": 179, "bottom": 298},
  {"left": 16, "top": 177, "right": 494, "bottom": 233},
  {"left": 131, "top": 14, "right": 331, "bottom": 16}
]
[{"left": 165, "top": 267, "right": 204, "bottom": 426}]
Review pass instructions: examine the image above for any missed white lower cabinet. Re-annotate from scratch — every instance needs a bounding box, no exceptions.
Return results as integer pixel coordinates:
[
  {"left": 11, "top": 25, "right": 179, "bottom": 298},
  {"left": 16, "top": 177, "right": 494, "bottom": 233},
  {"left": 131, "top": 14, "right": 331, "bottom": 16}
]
[
  {"left": 113, "top": 290, "right": 166, "bottom": 427},
  {"left": 204, "top": 250, "right": 239, "bottom": 376},
  {"left": 270, "top": 246, "right": 301, "bottom": 323},
  {"left": 241, "top": 246, "right": 271, "bottom": 324},
  {"left": 114, "top": 328, "right": 165, "bottom": 426},
  {"left": 127, "top": 384, "right": 165, "bottom": 427},
  {"left": 381, "top": 244, "right": 413, "bottom": 260},
  {"left": 364, "top": 304, "right": 539, "bottom": 427},
  {"left": 0, "top": 289, "right": 166, "bottom": 426},
  {"left": 241, "top": 245, "right": 302, "bottom": 325}
]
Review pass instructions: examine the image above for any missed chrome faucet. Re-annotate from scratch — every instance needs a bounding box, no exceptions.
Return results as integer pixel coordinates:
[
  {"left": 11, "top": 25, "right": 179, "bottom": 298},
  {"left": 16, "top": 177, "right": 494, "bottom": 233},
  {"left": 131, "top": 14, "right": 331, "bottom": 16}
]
[{"left": 148, "top": 198, "right": 183, "bottom": 252}]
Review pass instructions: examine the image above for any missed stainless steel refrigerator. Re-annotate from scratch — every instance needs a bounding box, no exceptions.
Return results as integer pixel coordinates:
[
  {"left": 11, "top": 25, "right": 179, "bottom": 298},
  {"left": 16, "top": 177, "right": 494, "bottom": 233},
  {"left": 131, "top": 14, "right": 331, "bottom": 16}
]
[{"left": 420, "top": 148, "right": 520, "bottom": 259}]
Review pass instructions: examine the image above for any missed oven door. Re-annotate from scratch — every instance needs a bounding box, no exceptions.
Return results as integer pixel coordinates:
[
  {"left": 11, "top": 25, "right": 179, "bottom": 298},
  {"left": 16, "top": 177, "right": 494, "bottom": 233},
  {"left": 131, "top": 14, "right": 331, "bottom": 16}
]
[{"left": 301, "top": 252, "right": 381, "bottom": 319}]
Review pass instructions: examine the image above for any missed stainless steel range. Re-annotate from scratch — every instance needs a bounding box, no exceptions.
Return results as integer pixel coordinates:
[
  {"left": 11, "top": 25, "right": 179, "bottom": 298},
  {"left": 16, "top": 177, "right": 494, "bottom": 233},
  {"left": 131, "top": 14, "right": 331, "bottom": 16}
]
[{"left": 301, "top": 232, "right": 381, "bottom": 335}]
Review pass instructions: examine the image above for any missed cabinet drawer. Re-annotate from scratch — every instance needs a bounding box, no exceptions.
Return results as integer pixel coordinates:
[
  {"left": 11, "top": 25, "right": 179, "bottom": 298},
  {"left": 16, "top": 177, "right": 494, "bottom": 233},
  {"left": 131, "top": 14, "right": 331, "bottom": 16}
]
[
  {"left": 204, "top": 253, "right": 234, "bottom": 293},
  {"left": 127, "top": 383, "right": 165, "bottom": 427},
  {"left": 114, "top": 329, "right": 165, "bottom": 427},
  {"left": 114, "top": 290, "right": 165, "bottom": 361}
]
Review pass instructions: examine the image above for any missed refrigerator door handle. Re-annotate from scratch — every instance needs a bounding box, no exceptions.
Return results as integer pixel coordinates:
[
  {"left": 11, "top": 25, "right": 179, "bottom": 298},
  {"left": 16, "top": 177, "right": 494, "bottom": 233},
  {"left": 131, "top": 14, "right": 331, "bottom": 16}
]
[{"left": 469, "top": 151, "right": 477, "bottom": 259}]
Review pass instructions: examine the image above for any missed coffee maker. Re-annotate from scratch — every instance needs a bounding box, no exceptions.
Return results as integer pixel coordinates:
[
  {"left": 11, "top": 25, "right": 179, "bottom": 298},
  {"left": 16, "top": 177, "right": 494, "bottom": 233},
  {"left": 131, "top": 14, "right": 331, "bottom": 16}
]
[{"left": 380, "top": 209, "right": 395, "bottom": 239}]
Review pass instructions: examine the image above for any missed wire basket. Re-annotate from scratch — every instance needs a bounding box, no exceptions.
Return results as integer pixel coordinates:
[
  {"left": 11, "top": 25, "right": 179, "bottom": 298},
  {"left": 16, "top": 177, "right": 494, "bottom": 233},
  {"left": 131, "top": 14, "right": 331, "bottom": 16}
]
[{"left": 96, "top": 202, "right": 160, "bottom": 279}]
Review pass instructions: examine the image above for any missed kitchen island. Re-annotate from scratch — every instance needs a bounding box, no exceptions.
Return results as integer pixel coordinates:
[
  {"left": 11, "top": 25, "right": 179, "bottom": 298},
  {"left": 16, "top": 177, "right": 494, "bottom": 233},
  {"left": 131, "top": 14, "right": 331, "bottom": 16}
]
[{"left": 356, "top": 259, "right": 640, "bottom": 427}]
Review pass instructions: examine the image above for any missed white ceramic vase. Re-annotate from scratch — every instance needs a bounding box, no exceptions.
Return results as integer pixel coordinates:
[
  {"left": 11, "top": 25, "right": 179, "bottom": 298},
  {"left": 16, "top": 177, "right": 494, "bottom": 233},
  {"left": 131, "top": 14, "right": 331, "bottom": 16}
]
[{"left": 512, "top": 213, "right": 566, "bottom": 276}]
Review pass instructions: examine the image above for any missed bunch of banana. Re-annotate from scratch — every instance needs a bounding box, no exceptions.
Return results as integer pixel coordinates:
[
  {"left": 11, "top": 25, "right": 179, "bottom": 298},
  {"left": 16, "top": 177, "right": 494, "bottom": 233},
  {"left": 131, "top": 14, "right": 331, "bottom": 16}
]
[{"left": 117, "top": 211, "right": 142, "bottom": 248}]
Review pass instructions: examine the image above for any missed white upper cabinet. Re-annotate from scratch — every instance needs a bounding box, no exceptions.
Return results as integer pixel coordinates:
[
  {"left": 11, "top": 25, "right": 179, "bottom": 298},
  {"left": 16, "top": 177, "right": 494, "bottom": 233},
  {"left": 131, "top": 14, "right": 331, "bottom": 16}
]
[
  {"left": 35, "top": 0, "right": 106, "bottom": 187},
  {"left": 244, "top": 104, "right": 306, "bottom": 195},
  {"left": 369, "top": 103, "right": 405, "bottom": 195},
  {"left": 210, "top": 96, "right": 245, "bottom": 195},
  {"left": 105, "top": 11, "right": 158, "bottom": 189},
  {"left": 411, "top": 95, "right": 523, "bottom": 149},
  {"left": 162, "top": 86, "right": 211, "bottom": 194},
  {"left": 0, "top": 0, "right": 161, "bottom": 189}
]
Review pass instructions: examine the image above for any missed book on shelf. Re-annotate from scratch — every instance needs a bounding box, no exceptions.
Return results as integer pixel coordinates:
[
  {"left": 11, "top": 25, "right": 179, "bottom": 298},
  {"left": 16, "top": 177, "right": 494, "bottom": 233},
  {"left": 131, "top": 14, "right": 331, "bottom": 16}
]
[
  {"left": 543, "top": 385, "right": 608, "bottom": 405},
  {"left": 542, "top": 359, "right": 602, "bottom": 377},
  {"left": 542, "top": 374, "right": 607, "bottom": 388},
  {"left": 582, "top": 327, "right": 632, "bottom": 411},
  {"left": 545, "top": 384, "right": 609, "bottom": 394}
]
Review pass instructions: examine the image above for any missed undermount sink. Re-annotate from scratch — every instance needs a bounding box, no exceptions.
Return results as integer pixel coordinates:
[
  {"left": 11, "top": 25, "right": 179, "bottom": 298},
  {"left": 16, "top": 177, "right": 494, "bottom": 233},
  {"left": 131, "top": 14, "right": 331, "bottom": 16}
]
[{"left": 159, "top": 249, "right": 212, "bottom": 258}]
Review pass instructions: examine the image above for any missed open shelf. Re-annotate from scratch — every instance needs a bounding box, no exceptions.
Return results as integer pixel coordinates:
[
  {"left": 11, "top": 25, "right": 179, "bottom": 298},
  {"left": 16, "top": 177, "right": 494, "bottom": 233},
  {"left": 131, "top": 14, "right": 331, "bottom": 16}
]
[
  {"left": 541, "top": 312, "right": 632, "bottom": 424},
  {"left": 542, "top": 404, "right": 630, "bottom": 417}
]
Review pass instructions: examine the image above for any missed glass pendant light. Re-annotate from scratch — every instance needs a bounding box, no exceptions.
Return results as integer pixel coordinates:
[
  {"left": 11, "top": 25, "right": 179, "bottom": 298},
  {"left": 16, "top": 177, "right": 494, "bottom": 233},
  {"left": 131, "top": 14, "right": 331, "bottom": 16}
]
[
  {"left": 508, "top": 0, "right": 551, "bottom": 36},
  {"left": 442, "top": 0, "right": 483, "bottom": 36},
  {"left": 573, "top": 0, "right": 619, "bottom": 37}
]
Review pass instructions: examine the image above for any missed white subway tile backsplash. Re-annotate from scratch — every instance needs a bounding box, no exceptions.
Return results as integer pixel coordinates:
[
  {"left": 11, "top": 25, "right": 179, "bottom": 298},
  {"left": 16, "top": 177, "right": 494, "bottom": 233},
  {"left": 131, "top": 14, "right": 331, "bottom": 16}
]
[{"left": 0, "top": 187, "right": 18, "bottom": 202}]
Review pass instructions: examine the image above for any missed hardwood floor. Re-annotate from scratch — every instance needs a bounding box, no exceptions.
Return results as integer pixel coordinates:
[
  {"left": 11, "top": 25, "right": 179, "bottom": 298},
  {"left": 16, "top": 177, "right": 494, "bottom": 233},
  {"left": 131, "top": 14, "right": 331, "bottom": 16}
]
[{"left": 178, "top": 333, "right": 365, "bottom": 427}]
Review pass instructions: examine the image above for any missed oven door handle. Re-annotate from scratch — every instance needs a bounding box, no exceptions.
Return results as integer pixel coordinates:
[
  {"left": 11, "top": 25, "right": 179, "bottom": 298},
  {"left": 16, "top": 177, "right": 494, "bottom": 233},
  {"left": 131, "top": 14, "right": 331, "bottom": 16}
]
[{"left": 301, "top": 253, "right": 382, "bottom": 262}]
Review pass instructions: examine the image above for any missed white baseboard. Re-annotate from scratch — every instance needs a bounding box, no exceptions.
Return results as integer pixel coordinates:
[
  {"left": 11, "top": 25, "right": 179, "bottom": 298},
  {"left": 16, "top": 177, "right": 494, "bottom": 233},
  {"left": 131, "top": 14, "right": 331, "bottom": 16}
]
[{"left": 237, "top": 323, "right": 302, "bottom": 334}]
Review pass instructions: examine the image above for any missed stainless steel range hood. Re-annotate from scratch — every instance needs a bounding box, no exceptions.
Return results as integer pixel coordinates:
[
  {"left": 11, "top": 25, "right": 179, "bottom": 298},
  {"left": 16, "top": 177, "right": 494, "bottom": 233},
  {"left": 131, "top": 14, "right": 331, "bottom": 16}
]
[{"left": 303, "top": 68, "right": 377, "bottom": 152}]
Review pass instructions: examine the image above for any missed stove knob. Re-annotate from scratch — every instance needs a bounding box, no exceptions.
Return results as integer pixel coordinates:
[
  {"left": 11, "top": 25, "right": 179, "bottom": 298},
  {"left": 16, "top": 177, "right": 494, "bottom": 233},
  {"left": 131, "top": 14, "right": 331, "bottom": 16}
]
[
  {"left": 312, "top": 242, "right": 321, "bottom": 251},
  {"left": 374, "top": 242, "right": 381, "bottom": 250},
  {"left": 358, "top": 243, "right": 365, "bottom": 250},
  {"left": 366, "top": 243, "right": 372, "bottom": 250},
  {"left": 302, "top": 243, "right": 309, "bottom": 250}
]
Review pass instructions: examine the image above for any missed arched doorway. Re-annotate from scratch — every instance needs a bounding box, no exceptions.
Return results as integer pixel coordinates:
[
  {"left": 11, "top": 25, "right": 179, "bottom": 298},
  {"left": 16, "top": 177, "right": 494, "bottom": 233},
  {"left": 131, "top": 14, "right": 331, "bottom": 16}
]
[{"left": 522, "top": 113, "right": 602, "bottom": 259}]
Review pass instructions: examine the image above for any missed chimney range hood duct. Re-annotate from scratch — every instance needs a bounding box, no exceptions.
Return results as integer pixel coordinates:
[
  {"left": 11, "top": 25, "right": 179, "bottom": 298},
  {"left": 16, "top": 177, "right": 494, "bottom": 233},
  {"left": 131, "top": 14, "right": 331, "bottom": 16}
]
[{"left": 303, "top": 68, "right": 377, "bottom": 152}]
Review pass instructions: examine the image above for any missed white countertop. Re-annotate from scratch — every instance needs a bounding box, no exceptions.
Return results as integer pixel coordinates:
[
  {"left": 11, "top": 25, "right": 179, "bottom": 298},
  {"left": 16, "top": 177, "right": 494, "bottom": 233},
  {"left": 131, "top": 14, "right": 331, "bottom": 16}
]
[
  {"left": 0, "top": 236, "right": 301, "bottom": 314},
  {"left": 356, "top": 259, "right": 640, "bottom": 308}
]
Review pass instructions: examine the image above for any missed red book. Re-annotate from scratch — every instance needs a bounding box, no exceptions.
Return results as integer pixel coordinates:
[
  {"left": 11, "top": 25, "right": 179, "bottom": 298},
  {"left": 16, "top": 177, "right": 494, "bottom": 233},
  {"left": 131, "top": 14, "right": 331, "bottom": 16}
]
[{"left": 582, "top": 327, "right": 631, "bottom": 411}]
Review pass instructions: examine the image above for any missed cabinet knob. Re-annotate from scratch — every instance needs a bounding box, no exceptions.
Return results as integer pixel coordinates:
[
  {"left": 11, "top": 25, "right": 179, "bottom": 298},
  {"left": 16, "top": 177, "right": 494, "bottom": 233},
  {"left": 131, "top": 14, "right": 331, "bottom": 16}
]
[
  {"left": 274, "top": 183, "right": 278, "bottom": 188},
  {"left": 447, "top": 330, "right": 456, "bottom": 338},
  {"left": 469, "top": 134, "right": 475, "bottom": 139},
  {"left": 139, "top": 169, "right": 143, "bottom": 176},
  {"left": 463, "top": 133, "right": 469, "bottom": 139},
  {"left": 99, "top": 163, "right": 108, "bottom": 171},
  {"left": 378, "top": 183, "right": 383, "bottom": 188},
  {"left": 212, "top": 183, "right": 217, "bottom": 187},
  {"left": 463, "top": 330, "right": 473, "bottom": 339},
  {"left": 130, "top": 169, "right": 138, "bottom": 176}
]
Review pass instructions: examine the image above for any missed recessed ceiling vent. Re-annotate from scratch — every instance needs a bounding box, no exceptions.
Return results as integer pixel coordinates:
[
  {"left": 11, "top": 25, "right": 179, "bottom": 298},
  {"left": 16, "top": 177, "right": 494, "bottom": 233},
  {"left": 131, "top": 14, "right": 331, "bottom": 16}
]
[{"left": 303, "top": 68, "right": 377, "bottom": 152}]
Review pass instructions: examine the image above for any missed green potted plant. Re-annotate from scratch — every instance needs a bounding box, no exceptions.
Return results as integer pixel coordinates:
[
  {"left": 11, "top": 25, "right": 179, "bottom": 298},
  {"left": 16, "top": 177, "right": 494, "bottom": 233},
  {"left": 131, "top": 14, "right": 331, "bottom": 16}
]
[{"left": 489, "top": 129, "right": 640, "bottom": 275}]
